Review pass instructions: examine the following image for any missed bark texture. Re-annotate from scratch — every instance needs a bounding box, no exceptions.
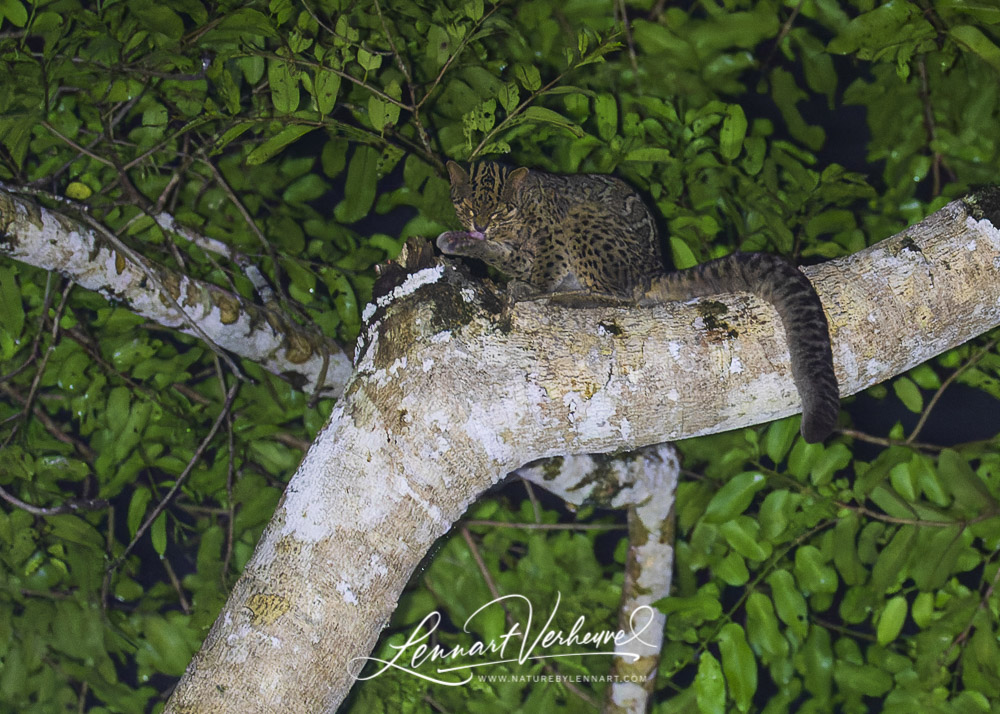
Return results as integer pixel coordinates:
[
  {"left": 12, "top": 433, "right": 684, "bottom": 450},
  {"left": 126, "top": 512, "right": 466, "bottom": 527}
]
[
  {"left": 163, "top": 194, "right": 1000, "bottom": 713},
  {"left": 0, "top": 189, "right": 351, "bottom": 395}
]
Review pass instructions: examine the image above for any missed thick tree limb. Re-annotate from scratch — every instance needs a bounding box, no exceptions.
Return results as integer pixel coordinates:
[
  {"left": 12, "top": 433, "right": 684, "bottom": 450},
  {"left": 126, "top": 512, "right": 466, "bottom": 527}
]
[
  {"left": 0, "top": 189, "right": 352, "bottom": 395},
  {"left": 163, "top": 194, "right": 1000, "bottom": 713}
]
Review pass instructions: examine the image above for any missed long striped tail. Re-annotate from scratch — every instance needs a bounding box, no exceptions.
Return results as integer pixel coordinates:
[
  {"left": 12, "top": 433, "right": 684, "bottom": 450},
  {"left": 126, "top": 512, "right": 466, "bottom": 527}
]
[{"left": 643, "top": 252, "right": 839, "bottom": 442}]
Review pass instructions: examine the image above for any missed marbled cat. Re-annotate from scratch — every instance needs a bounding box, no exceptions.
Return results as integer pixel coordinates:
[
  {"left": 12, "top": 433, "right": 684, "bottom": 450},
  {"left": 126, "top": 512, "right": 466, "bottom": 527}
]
[{"left": 437, "top": 161, "right": 839, "bottom": 442}]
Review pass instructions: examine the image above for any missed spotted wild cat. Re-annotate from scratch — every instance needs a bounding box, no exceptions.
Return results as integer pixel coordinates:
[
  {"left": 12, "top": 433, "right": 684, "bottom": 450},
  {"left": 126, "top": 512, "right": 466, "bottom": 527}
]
[{"left": 437, "top": 161, "right": 840, "bottom": 443}]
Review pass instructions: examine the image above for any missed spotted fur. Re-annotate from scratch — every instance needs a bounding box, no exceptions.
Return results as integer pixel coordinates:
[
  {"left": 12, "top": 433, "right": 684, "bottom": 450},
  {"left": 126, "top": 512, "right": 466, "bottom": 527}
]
[
  {"left": 438, "top": 162, "right": 839, "bottom": 442},
  {"left": 442, "top": 162, "right": 660, "bottom": 296}
]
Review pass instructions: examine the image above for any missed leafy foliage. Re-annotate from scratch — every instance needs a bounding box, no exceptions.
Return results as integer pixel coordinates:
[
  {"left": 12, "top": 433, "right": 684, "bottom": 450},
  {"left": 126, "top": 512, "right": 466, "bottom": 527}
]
[{"left": 0, "top": 0, "right": 999, "bottom": 712}]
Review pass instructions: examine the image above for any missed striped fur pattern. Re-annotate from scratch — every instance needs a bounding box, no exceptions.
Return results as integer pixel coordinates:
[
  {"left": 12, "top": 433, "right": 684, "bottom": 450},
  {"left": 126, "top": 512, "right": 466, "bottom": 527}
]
[{"left": 439, "top": 162, "right": 839, "bottom": 442}]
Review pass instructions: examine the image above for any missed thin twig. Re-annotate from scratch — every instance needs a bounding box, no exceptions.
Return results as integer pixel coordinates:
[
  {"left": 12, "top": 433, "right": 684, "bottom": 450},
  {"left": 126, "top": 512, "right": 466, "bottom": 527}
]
[
  {"left": 258, "top": 51, "right": 410, "bottom": 109},
  {"left": 907, "top": 335, "right": 1000, "bottom": 444},
  {"left": 0, "top": 482, "right": 107, "bottom": 516},
  {"left": 456, "top": 525, "right": 600, "bottom": 709},
  {"left": 13, "top": 282, "right": 73, "bottom": 437},
  {"left": 163, "top": 557, "right": 192, "bottom": 614},
  {"left": 41, "top": 121, "right": 116, "bottom": 168},
  {"left": 471, "top": 34, "right": 621, "bottom": 158},
  {"left": 615, "top": 0, "right": 641, "bottom": 90},
  {"left": 839, "top": 427, "right": 942, "bottom": 452},
  {"left": 106, "top": 381, "right": 240, "bottom": 579},
  {"left": 372, "top": 0, "right": 435, "bottom": 158},
  {"left": 415, "top": 0, "right": 508, "bottom": 113},
  {"left": 760, "top": 0, "right": 805, "bottom": 76}
]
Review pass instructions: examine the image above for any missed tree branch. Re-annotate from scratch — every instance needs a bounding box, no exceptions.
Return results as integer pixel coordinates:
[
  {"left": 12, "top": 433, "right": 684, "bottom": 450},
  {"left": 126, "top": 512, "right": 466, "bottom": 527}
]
[
  {"left": 0, "top": 189, "right": 352, "bottom": 396},
  {"left": 164, "top": 193, "right": 1000, "bottom": 712}
]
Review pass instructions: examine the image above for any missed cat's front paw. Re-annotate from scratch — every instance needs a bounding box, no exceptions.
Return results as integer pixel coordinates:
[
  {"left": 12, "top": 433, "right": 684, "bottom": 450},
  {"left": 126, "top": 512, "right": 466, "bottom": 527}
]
[{"left": 437, "top": 230, "right": 484, "bottom": 256}]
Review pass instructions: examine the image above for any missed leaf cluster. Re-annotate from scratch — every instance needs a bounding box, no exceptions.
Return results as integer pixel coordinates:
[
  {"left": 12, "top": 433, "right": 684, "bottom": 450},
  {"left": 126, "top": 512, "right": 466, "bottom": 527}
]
[{"left": 0, "top": 0, "right": 999, "bottom": 712}]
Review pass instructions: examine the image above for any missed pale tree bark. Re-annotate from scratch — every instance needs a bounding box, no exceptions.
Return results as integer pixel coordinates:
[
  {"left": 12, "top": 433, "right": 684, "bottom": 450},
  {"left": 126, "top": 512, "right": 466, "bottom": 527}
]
[
  {"left": 153, "top": 194, "right": 1000, "bottom": 713},
  {"left": 516, "top": 446, "right": 680, "bottom": 714},
  {"left": 0, "top": 189, "right": 352, "bottom": 395}
]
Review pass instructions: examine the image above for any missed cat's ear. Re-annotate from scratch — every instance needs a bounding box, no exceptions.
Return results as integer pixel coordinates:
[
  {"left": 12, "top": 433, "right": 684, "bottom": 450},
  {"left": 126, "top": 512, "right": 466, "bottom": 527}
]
[
  {"left": 446, "top": 161, "right": 468, "bottom": 187},
  {"left": 504, "top": 166, "right": 530, "bottom": 199}
]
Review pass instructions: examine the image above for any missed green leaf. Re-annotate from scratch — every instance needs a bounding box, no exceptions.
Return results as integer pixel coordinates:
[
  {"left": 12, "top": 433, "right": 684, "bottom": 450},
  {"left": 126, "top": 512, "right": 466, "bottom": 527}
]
[
  {"left": 794, "top": 545, "right": 838, "bottom": 594},
  {"left": 832, "top": 514, "right": 867, "bottom": 586},
  {"left": 321, "top": 137, "right": 349, "bottom": 178},
  {"left": 669, "top": 236, "right": 698, "bottom": 270},
  {"left": 368, "top": 96, "right": 391, "bottom": 132},
  {"left": 758, "top": 490, "right": 793, "bottom": 541},
  {"left": 703, "top": 472, "right": 766, "bottom": 524},
  {"left": 463, "top": 0, "right": 483, "bottom": 21},
  {"left": 238, "top": 55, "right": 266, "bottom": 84},
  {"left": 827, "top": 0, "right": 932, "bottom": 57},
  {"left": 718, "top": 623, "right": 756, "bottom": 712},
  {"left": 764, "top": 418, "right": 797, "bottom": 463},
  {"left": 877, "top": 595, "right": 908, "bottom": 645},
  {"left": 809, "top": 443, "right": 851, "bottom": 486},
  {"left": 938, "top": 448, "right": 992, "bottom": 513},
  {"left": 767, "top": 569, "right": 809, "bottom": 639},
  {"left": 217, "top": 8, "right": 276, "bottom": 37},
  {"left": 0, "top": 266, "right": 24, "bottom": 337},
  {"left": 246, "top": 125, "right": 316, "bottom": 165},
  {"left": 908, "top": 363, "right": 941, "bottom": 390},
  {"left": 334, "top": 145, "right": 378, "bottom": 224},
  {"left": 892, "top": 376, "right": 923, "bottom": 413},
  {"left": 268, "top": 58, "right": 300, "bottom": 113},
  {"left": 801, "top": 627, "right": 833, "bottom": 699},
  {"left": 514, "top": 64, "right": 541, "bottom": 91},
  {"left": 106, "top": 386, "right": 130, "bottom": 433},
  {"left": 45, "top": 514, "right": 103, "bottom": 550},
  {"left": 132, "top": 5, "right": 184, "bottom": 40},
  {"left": 425, "top": 24, "right": 451, "bottom": 68},
  {"left": 833, "top": 660, "right": 892, "bottom": 697},
  {"left": 127, "top": 488, "right": 152, "bottom": 539},
  {"left": 719, "top": 518, "right": 770, "bottom": 561},
  {"left": 497, "top": 81, "right": 519, "bottom": 113},
  {"left": 624, "top": 147, "right": 672, "bottom": 163},
  {"left": 871, "top": 525, "right": 916, "bottom": 592},
  {"left": 719, "top": 104, "right": 747, "bottom": 160},
  {"left": 151, "top": 512, "right": 167, "bottom": 557},
  {"left": 212, "top": 122, "right": 255, "bottom": 154},
  {"left": 770, "top": 68, "right": 824, "bottom": 151},
  {"left": 0, "top": 0, "right": 28, "bottom": 27},
  {"left": 888, "top": 460, "right": 916, "bottom": 501},
  {"left": 912, "top": 525, "right": 972, "bottom": 590},
  {"left": 0, "top": 116, "right": 31, "bottom": 169},
  {"left": 283, "top": 174, "right": 328, "bottom": 204},
  {"left": 746, "top": 592, "right": 788, "bottom": 662},
  {"left": 910, "top": 591, "right": 933, "bottom": 628},
  {"left": 332, "top": 276, "right": 359, "bottom": 331},
  {"left": 516, "top": 106, "right": 584, "bottom": 137},
  {"left": 314, "top": 69, "right": 341, "bottom": 115},
  {"left": 695, "top": 651, "right": 725, "bottom": 714},
  {"left": 936, "top": 0, "right": 1000, "bottom": 24},
  {"left": 356, "top": 48, "right": 382, "bottom": 72},
  {"left": 950, "top": 25, "right": 1000, "bottom": 73},
  {"left": 741, "top": 136, "right": 766, "bottom": 175},
  {"left": 594, "top": 93, "right": 617, "bottom": 141},
  {"left": 715, "top": 551, "right": 749, "bottom": 585}
]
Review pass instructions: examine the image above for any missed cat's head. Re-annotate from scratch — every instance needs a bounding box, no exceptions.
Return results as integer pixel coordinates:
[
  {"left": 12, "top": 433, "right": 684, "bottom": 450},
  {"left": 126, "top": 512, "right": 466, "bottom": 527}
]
[{"left": 446, "top": 161, "right": 529, "bottom": 237}]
